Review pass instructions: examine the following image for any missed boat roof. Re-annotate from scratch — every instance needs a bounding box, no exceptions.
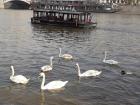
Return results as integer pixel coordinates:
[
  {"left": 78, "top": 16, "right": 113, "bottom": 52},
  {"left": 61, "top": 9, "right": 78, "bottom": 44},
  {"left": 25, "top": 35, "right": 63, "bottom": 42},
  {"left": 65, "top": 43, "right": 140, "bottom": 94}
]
[{"left": 33, "top": 9, "right": 91, "bottom": 15}]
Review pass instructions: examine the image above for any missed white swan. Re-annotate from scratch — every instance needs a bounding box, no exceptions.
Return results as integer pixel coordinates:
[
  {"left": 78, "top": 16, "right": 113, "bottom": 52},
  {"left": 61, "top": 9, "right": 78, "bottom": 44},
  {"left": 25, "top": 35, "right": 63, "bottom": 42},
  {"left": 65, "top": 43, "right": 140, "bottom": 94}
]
[
  {"left": 41, "top": 56, "right": 54, "bottom": 72},
  {"left": 59, "top": 48, "right": 73, "bottom": 60},
  {"left": 76, "top": 63, "right": 102, "bottom": 77},
  {"left": 39, "top": 72, "right": 68, "bottom": 90},
  {"left": 10, "top": 65, "right": 29, "bottom": 84},
  {"left": 103, "top": 51, "right": 119, "bottom": 65}
]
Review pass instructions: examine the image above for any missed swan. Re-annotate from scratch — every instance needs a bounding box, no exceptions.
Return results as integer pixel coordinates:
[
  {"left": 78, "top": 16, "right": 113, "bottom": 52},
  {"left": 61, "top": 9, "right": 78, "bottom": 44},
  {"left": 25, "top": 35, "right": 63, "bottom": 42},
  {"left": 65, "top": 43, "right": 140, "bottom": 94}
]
[
  {"left": 41, "top": 56, "right": 54, "bottom": 72},
  {"left": 59, "top": 48, "right": 73, "bottom": 60},
  {"left": 39, "top": 72, "right": 68, "bottom": 90},
  {"left": 10, "top": 65, "right": 29, "bottom": 84},
  {"left": 76, "top": 63, "right": 102, "bottom": 77},
  {"left": 103, "top": 51, "right": 119, "bottom": 65}
]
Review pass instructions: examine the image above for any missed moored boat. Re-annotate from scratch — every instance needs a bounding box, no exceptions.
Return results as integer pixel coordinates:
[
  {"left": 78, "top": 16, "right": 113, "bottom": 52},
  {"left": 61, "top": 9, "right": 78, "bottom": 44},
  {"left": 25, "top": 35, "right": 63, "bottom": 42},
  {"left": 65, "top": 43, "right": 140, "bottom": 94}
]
[
  {"left": 3, "top": 0, "right": 31, "bottom": 9},
  {"left": 31, "top": 9, "right": 97, "bottom": 28}
]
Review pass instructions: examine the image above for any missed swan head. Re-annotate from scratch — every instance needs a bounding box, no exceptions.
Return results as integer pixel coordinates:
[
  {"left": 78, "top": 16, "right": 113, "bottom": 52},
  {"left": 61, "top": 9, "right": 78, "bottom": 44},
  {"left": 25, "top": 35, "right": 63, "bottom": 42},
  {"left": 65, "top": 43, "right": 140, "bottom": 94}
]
[
  {"left": 51, "top": 56, "right": 54, "bottom": 60},
  {"left": 39, "top": 72, "right": 45, "bottom": 77},
  {"left": 75, "top": 63, "right": 80, "bottom": 71},
  {"left": 10, "top": 65, "right": 14, "bottom": 70},
  {"left": 76, "top": 63, "right": 79, "bottom": 66}
]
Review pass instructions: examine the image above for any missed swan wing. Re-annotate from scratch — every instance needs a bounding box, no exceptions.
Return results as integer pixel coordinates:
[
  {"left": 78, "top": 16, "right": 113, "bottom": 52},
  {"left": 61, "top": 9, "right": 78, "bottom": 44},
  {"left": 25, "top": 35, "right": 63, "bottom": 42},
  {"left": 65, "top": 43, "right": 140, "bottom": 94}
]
[
  {"left": 45, "top": 80, "right": 68, "bottom": 90},
  {"left": 81, "top": 70, "right": 102, "bottom": 77},
  {"left": 62, "top": 54, "right": 73, "bottom": 59},
  {"left": 10, "top": 75, "right": 29, "bottom": 84},
  {"left": 104, "top": 60, "right": 118, "bottom": 64},
  {"left": 41, "top": 65, "right": 52, "bottom": 71}
]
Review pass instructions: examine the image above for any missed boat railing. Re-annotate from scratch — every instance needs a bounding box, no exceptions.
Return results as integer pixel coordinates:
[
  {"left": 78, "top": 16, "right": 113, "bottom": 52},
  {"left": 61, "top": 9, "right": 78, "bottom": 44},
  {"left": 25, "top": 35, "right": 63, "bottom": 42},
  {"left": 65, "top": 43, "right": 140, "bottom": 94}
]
[{"left": 33, "top": 14, "right": 93, "bottom": 24}]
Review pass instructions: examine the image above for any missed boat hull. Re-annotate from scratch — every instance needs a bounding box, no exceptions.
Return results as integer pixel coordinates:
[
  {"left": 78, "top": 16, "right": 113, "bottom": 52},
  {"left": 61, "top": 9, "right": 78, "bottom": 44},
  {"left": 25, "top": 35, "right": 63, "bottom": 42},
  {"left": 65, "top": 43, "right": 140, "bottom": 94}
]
[
  {"left": 4, "top": 0, "right": 30, "bottom": 9},
  {"left": 31, "top": 17, "right": 97, "bottom": 29}
]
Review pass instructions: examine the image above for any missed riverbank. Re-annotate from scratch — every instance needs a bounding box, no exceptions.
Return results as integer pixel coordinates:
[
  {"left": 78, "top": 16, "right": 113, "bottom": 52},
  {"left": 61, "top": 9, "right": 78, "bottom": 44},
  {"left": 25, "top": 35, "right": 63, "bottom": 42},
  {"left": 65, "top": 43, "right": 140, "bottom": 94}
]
[{"left": 117, "top": 5, "right": 140, "bottom": 15}]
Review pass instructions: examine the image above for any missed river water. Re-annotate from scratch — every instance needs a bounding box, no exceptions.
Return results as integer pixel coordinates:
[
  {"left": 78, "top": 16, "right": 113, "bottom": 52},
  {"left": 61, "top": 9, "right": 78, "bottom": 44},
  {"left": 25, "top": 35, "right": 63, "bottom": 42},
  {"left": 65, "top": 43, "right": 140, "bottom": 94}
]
[{"left": 0, "top": 9, "right": 140, "bottom": 105}]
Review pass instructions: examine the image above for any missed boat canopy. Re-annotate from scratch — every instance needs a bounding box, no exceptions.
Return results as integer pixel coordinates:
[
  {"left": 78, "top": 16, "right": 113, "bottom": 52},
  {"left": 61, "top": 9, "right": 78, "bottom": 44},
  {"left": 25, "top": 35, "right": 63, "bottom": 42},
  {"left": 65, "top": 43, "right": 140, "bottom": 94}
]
[{"left": 33, "top": 9, "right": 91, "bottom": 15}]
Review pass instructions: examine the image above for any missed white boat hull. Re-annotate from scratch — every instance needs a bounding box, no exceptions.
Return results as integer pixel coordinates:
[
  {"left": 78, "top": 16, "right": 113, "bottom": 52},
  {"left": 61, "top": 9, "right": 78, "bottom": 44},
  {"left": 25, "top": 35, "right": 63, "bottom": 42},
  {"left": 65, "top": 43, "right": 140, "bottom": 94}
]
[{"left": 4, "top": 0, "right": 30, "bottom": 9}]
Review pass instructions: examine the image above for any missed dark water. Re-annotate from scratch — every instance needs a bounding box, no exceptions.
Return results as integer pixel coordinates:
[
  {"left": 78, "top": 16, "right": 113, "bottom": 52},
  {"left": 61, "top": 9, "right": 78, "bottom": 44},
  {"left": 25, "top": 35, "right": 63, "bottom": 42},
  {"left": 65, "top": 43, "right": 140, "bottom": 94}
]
[{"left": 0, "top": 9, "right": 140, "bottom": 105}]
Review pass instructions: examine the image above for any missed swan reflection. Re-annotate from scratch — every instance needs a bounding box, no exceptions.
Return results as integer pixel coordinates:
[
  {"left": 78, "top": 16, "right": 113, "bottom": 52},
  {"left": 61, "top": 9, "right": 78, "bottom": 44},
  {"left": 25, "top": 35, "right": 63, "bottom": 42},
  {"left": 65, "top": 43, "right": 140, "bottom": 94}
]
[{"left": 40, "top": 90, "right": 45, "bottom": 105}]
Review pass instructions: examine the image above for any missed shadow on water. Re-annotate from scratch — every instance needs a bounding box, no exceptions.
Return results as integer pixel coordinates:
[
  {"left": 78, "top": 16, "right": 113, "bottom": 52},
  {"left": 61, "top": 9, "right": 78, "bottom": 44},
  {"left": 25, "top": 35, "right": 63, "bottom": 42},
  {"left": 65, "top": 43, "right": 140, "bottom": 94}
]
[{"left": 31, "top": 24, "right": 96, "bottom": 33}]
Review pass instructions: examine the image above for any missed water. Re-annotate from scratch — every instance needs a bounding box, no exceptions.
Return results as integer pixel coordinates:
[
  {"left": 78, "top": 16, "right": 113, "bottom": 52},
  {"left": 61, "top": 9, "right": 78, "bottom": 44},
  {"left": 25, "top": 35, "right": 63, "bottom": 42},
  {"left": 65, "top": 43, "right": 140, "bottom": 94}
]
[{"left": 0, "top": 9, "right": 140, "bottom": 105}]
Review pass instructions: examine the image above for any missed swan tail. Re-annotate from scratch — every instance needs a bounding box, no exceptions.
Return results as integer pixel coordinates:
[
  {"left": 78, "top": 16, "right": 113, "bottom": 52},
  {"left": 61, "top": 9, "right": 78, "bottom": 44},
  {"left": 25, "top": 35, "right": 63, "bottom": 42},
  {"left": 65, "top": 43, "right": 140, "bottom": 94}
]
[
  {"left": 64, "top": 81, "right": 68, "bottom": 85},
  {"left": 98, "top": 72, "right": 102, "bottom": 76},
  {"left": 27, "top": 78, "right": 30, "bottom": 81}
]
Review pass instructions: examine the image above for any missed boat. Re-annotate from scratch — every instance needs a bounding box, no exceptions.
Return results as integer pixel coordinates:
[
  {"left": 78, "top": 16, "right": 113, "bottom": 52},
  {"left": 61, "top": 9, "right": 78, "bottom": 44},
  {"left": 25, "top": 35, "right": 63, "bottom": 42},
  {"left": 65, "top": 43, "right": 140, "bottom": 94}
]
[
  {"left": 3, "top": 0, "right": 31, "bottom": 9},
  {"left": 46, "top": 0, "right": 121, "bottom": 13},
  {"left": 31, "top": 9, "right": 97, "bottom": 28},
  {"left": 92, "top": 3, "right": 120, "bottom": 13}
]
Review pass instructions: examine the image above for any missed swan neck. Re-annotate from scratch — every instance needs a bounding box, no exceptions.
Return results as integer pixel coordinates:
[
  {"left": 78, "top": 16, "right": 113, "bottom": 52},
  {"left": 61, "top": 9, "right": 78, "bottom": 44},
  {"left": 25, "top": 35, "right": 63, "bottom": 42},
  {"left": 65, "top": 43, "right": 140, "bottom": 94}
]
[
  {"left": 104, "top": 52, "right": 107, "bottom": 61},
  {"left": 76, "top": 64, "right": 81, "bottom": 76},
  {"left": 50, "top": 58, "right": 53, "bottom": 67},
  {"left": 41, "top": 74, "right": 45, "bottom": 89},
  {"left": 59, "top": 48, "right": 62, "bottom": 57},
  {"left": 11, "top": 66, "right": 15, "bottom": 77}
]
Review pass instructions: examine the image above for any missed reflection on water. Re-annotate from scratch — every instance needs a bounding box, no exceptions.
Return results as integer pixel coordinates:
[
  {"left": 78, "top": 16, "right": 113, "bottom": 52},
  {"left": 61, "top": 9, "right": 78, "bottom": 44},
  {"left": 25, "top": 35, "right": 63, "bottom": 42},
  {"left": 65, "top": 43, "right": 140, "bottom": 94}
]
[
  {"left": 0, "top": 10, "right": 140, "bottom": 105},
  {"left": 32, "top": 24, "right": 94, "bottom": 43},
  {"left": 40, "top": 91, "right": 45, "bottom": 105}
]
